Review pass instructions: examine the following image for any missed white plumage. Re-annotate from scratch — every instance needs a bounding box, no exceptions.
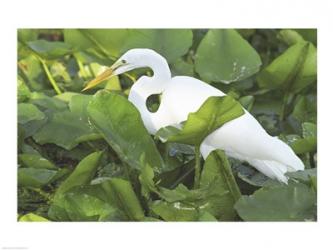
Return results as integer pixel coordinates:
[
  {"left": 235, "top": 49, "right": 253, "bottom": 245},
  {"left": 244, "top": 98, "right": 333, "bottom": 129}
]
[{"left": 88, "top": 48, "right": 304, "bottom": 183}]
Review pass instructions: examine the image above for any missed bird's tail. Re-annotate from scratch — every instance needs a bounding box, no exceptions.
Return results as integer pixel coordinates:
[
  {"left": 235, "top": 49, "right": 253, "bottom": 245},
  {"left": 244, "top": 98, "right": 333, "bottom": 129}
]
[{"left": 247, "top": 159, "right": 290, "bottom": 183}]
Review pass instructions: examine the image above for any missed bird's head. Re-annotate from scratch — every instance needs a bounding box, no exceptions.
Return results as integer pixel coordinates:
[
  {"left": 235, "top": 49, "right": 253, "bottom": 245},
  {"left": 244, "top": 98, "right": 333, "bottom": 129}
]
[{"left": 82, "top": 48, "right": 162, "bottom": 91}]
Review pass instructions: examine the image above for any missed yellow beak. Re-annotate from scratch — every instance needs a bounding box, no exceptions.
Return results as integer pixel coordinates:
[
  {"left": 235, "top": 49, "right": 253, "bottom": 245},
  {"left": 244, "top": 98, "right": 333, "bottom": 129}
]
[
  {"left": 82, "top": 68, "right": 114, "bottom": 91},
  {"left": 82, "top": 61, "right": 124, "bottom": 91}
]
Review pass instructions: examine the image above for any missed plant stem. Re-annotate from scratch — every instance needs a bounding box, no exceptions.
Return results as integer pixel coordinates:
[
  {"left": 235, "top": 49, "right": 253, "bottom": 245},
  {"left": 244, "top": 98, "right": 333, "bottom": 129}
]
[
  {"left": 40, "top": 59, "right": 62, "bottom": 95},
  {"left": 194, "top": 146, "right": 201, "bottom": 189},
  {"left": 218, "top": 151, "right": 241, "bottom": 201},
  {"left": 74, "top": 53, "right": 89, "bottom": 80},
  {"left": 279, "top": 93, "right": 289, "bottom": 122}
]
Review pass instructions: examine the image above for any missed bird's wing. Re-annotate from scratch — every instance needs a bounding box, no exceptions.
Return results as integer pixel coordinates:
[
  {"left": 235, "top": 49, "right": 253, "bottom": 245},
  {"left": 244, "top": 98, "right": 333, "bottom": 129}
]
[
  {"left": 201, "top": 111, "right": 304, "bottom": 172},
  {"left": 161, "top": 76, "right": 304, "bottom": 175}
]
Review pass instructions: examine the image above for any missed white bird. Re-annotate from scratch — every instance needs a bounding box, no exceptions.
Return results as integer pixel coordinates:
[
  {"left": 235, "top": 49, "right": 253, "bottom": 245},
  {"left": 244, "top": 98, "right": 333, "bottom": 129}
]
[{"left": 84, "top": 48, "right": 304, "bottom": 183}]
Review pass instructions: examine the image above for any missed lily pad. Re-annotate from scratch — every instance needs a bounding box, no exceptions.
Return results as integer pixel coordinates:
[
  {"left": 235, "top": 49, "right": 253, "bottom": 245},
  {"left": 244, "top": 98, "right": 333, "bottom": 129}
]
[
  {"left": 235, "top": 183, "right": 316, "bottom": 221},
  {"left": 195, "top": 29, "right": 262, "bottom": 83}
]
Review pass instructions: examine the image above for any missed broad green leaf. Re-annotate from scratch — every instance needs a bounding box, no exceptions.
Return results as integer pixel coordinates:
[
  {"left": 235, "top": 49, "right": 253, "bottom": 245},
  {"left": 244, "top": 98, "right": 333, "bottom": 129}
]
[
  {"left": 55, "top": 151, "right": 102, "bottom": 196},
  {"left": 257, "top": 42, "right": 317, "bottom": 93},
  {"left": 19, "top": 213, "right": 49, "bottom": 222},
  {"left": 18, "top": 29, "right": 38, "bottom": 43},
  {"left": 18, "top": 168, "right": 58, "bottom": 188},
  {"left": 151, "top": 200, "right": 217, "bottom": 221},
  {"left": 54, "top": 92, "right": 78, "bottom": 103},
  {"left": 64, "top": 29, "right": 129, "bottom": 59},
  {"left": 151, "top": 200, "right": 200, "bottom": 221},
  {"left": 200, "top": 150, "right": 241, "bottom": 220},
  {"left": 17, "top": 78, "right": 31, "bottom": 102},
  {"left": 284, "top": 123, "right": 317, "bottom": 154},
  {"left": 235, "top": 183, "right": 316, "bottom": 221},
  {"left": 171, "top": 58, "right": 194, "bottom": 76},
  {"left": 139, "top": 161, "right": 159, "bottom": 199},
  {"left": 124, "top": 29, "right": 193, "bottom": 63},
  {"left": 302, "top": 122, "right": 316, "bottom": 138},
  {"left": 87, "top": 90, "right": 165, "bottom": 172},
  {"left": 195, "top": 29, "right": 262, "bottom": 83},
  {"left": 98, "top": 178, "right": 145, "bottom": 221},
  {"left": 18, "top": 55, "right": 49, "bottom": 91},
  {"left": 18, "top": 153, "right": 57, "bottom": 170},
  {"left": 64, "top": 29, "right": 193, "bottom": 63},
  {"left": 18, "top": 119, "right": 48, "bottom": 140},
  {"left": 49, "top": 186, "right": 121, "bottom": 221},
  {"left": 287, "top": 168, "right": 317, "bottom": 184},
  {"left": 198, "top": 211, "right": 218, "bottom": 221},
  {"left": 27, "top": 40, "right": 72, "bottom": 59},
  {"left": 278, "top": 29, "right": 304, "bottom": 45},
  {"left": 30, "top": 92, "right": 68, "bottom": 111},
  {"left": 238, "top": 95, "right": 254, "bottom": 111},
  {"left": 292, "top": 95, "right": 317, "bottom": 124},
  {"left": 68, "top": 94, "right": 93, "bottom": 121},
  {"left": 49, "top": 178, "right": 145, "bottom": 221},
  {"left": 140, "top": 159, "right": 228, "bottom": 221},
  {"left": 33, "top": 110, "right": 101, "bottom": 150},
  {"left": 295, "top": 29, "right": 317, "bottom": 45},
  {"left": 157, "top": 95, "right": 244, "bottom": 146},
  {"left": 18, "top": 103, "right": 45, "bottom": 124}
]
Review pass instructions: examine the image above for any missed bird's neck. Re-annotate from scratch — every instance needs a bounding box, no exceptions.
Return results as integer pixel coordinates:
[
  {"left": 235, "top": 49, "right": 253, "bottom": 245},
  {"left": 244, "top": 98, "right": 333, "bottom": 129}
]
[
  {"left": 128, "top": 63, "right": 171, "bottom": 134},
  {"left": 147, "top": 54, "right": 172, "bottom": 81},
  {"left": 128, "top": 52, "right": 172, "bottom": 134}
]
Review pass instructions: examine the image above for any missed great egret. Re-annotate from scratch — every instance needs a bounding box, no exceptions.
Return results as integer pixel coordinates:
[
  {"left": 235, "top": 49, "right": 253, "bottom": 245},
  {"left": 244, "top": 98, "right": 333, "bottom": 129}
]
[{"left": 84, "top": 48, "right": 304, "bottom": 183}]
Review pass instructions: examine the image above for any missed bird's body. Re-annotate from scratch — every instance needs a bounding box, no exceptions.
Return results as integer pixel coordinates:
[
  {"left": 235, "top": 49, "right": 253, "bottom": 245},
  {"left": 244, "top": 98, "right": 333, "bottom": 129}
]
[{"left": 85, "top": 48, "right": 304, "bottom": 183}]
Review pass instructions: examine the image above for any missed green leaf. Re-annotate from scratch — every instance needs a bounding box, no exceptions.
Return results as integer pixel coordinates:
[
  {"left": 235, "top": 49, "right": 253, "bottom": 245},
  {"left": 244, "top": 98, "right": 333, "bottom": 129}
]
[
  {"left": 257, "top": 42, "right": 317, "bottom": 93},
  {"left": 200, "top": 150, "right": 241, "bottom": 220},
  {"left": 292, "top": 95, "right": 317, "bottom": 123},
  {"left": 18, "top": 29, "right": 38, "bottom": 43},
  {"left": 195, "top": 29, "right": 262, "bottom": 83},
  {"left": 49, "top": 186, "right": 121, "bottom": 221},
  {"left": 302, "top": 122, "right": 316, "bottom": 138},
  {"left": 157, "top": 95, "right": 244, "bottom": 146},
  {"left": 294, "top": 29, "right": 317, "bottom": 45},
  {"left": 139, "top": 161, "right": 226, "bottom": 221},
  {"left": 54, "top": 178, "right": 145, "bottom": 221},
  {"left": 19, "top": 213, "right": 49, "bottom": 222},
  {"left": 287, "top": 168, "right": 317, "bottom": 183},
  {"left": 68, "top": 94, "right": 93, "bottom": 121},
  {"left": 87, "top": 90, "right": 165, "bottom": 172},
  {"left": 171, "top": 58, "right": 194, "bottom": 76},
  {"left": 139, "top": 160, "right": 159, "bottom": 199},
  {"left": 18, "top": 55, "right": 48, "bottom": 91},
  {"left": 27, "top": 40, "right": 72, "bottom": 60},
  {"left": 238, "top": 95, "right": 254, "bottom": 111},
  {"left": 18, "top": 168, "right": 58, "bottom": 188},
  {"left": 17, "top": 78, "right": 31, "bottom": 102},
  {"left": 33, "top": 110, "right": 101, "bottom": 150},
  {"left": 278, "top": 29, "right": 304, "bottom": 45},
  {"left": 18, "top": 103, "right": 45, "bottom": 124},
  {"left": 18, "top": 153, "right": 57, "bottom": 170},
  {"left": 30, "top": 92, "right": 68, "bottom": 111},
  {"left": 284, "top": 123, "right": 317, "bottom": 154},
  {"left": 64, "top": 29, "right": 193, "bottom": 63},
  {"left": 151, "top": 200, "right": 200, "bottom": 221},
  {"left": 55, "top": 151, "right": 102, "bottom": 196},
  {"left": 235, "top": 183, "right": 316, "bottom": 221},
  {"left": 98, "top": 178, "right": 145, "bottom": 221}
]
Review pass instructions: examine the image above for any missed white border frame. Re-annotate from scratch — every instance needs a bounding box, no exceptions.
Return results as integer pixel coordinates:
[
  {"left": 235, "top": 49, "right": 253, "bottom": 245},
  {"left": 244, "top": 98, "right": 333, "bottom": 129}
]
[{"left": 1, "top": 0, "right": 332, "bottom": 249}]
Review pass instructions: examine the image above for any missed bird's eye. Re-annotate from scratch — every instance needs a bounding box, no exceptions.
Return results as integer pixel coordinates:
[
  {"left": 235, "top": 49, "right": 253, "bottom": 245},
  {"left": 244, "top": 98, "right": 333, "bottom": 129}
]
[{"left": 121, "top": 59, "right": 127, "bottom": 64}]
